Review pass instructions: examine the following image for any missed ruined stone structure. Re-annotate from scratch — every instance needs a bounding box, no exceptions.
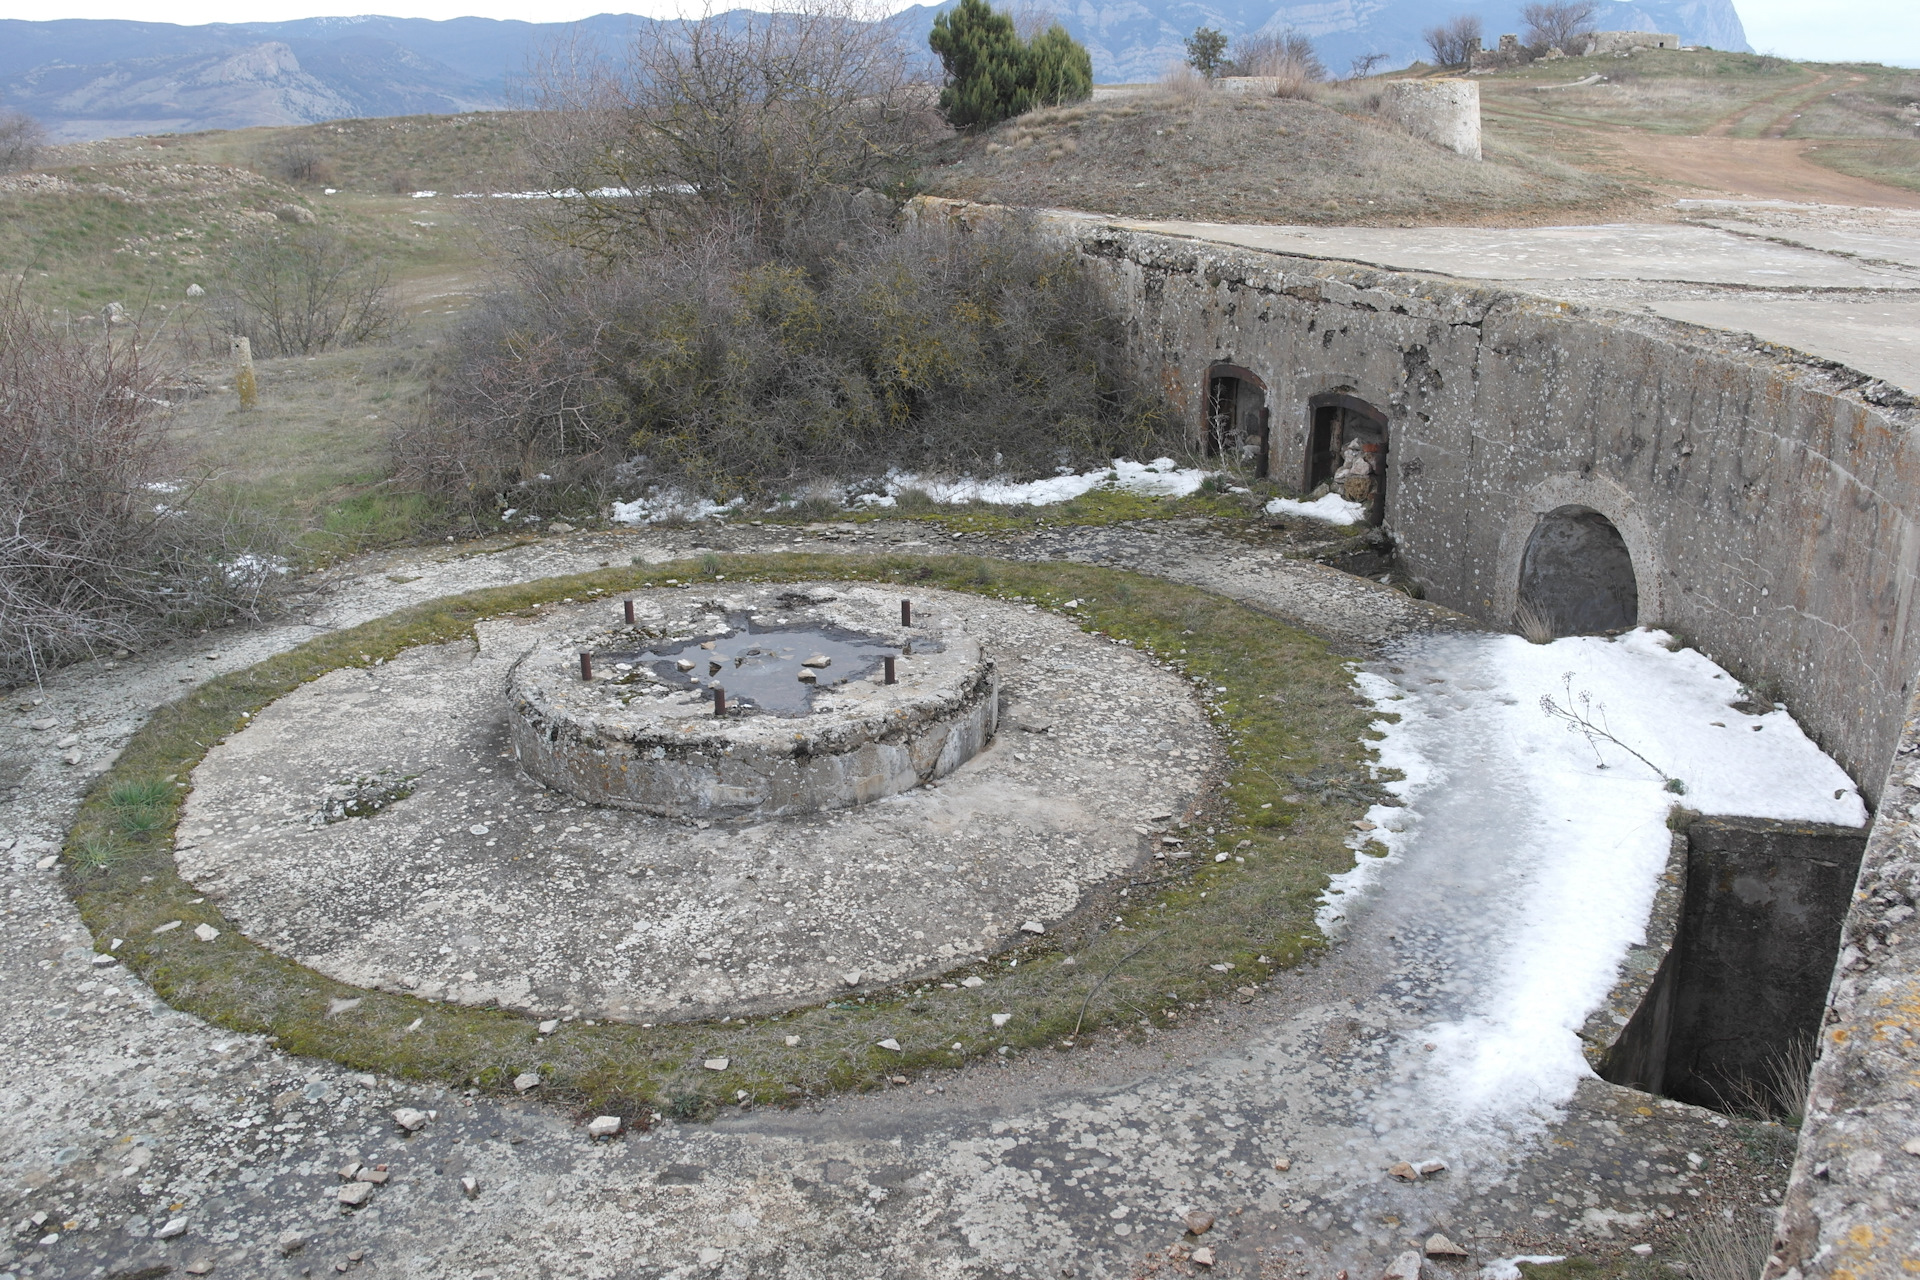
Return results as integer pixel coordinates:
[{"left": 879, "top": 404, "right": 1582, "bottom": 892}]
[
  {"left": 1044, "top": 216, "right": 1918, "bottom": 1279},
  {"left": 1586, "top": 30, "right": 1683, "bottom": 54},
  {"left": 1378, "top": 79, "right": 1483, "bottom": 160}
]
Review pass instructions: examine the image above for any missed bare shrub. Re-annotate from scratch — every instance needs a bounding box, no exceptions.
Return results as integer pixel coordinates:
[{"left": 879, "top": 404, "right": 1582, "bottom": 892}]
[
  {"left": 215, "top": 226, "right": 397, "bottom": 358},
  {"left": 262, "top": 139, "right": 337, "bottom": 187},
  {"left": 1424, "top": 15, "right": 1484, "bottom": 67},
  {"left": 1235, "top": 31, "right": 1326, "bottom": 98},
  {"left": 1158, "top": 60, "right": 1211, "bottom": 101},
  {"left": 1521, "top": 0, "right": 1598, "bottom": 54},
  {"left": 402, "top": 210, "right": 1172, "bottom": 512},
  {"left": 0, "top": 110, "right": 46, "bottom": 173},
  {"left": 0, "top": 291, "right": 278, "bottom": 683},
  {"left": 519, "top": 0, "right": 939, "bottom": 254}
]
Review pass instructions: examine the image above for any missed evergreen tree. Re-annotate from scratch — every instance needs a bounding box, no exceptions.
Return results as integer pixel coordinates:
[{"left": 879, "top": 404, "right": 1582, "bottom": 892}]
[
  {"left": 1184, "top": 26, "right": 1229, "bottom": 77},
  {"left": 930, "top": 0, "right": 1093, "bottom": 130},
  {"left": 1023, "top": 24, "right": 1094, "bottom": 111}
]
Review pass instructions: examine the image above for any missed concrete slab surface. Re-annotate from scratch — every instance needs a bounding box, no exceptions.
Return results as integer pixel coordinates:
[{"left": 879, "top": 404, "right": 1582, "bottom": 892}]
[
  {"left": 1647, "top": 298, "right": 1920, "bottom": 394},
  {"left": 1108, "top": 218, "right": 1920, "bottom": 291}
]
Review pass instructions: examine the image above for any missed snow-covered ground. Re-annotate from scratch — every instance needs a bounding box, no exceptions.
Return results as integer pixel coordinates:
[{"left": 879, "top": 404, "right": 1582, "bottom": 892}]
[
  {"left": 1327, "top": 629, "right": 1865, "bottom": 1148},
  {"left": 855, "top": 458, "right": 1214, "bottom": 507},
  {"left": 1265, "top": 493, "right": 1368, "bottom": 524},
  {"left": 607, "top": 459, "right": 1216, "bottom": 524}
]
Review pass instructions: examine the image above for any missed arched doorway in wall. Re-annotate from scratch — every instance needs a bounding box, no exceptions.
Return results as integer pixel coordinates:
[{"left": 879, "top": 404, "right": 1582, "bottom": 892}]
[
  {"left": 1205, "top": 364, "right": 1271, "bottom": 477},
  {"left": 1307, "top": 393, "right": 1388, "bottom": 524},
  {"left": 1517, "top": 505, "right": 1640, "bottom": 634}
]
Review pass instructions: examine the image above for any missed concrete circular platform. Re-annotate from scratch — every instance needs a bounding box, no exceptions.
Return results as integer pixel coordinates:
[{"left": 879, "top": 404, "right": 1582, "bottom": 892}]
[
  {"left": 507, "top": 584, "right": 997, "bottom": 818},
  {"left": 172, "top": 584, "right": 1217, "bottom": 1022}
]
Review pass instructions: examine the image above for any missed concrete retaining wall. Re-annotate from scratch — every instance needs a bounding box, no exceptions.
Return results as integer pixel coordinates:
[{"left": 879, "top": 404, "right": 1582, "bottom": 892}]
[{"left": 1061, "top": 221, "right": 1920, "bottom": 807}]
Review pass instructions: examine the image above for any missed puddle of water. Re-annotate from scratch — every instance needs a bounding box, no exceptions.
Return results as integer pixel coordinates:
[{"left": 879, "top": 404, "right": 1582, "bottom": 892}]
[{"left": 598, "top": 616, "right": 928, "bottom": 715}]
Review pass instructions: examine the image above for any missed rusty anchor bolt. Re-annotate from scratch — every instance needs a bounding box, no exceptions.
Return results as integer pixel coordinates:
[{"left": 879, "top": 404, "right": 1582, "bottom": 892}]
[
  {"left": 884, "top": 655, "right": 896, "bottom": 685},
  {"left": 901, "top": 599, "right": 912, "bottom": 626},
  {"left": 579, "top": 652, "right": 593, "bottom": 680},
  {"left": 623, "top": 599, "right": 635, "bottom": 624},
  {"left": 714, "top": 686, "right": 727, "bottom": 716}
]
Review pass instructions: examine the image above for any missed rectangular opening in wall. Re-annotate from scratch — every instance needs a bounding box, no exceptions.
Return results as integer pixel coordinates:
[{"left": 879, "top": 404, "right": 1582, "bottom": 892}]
[{"left": 1597, "top": 816, "right": 1867, "bottom": 1121}]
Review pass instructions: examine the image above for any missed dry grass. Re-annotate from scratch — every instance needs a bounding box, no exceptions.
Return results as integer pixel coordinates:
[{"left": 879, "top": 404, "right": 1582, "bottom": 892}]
[
  {"left": 1679, "top": 1213, "right": 1773, "bottom": 1280},
  {"left": 1514, "top": 598, "right": 1557, "bottom": 644},
  {"left": 1800, "top": 139, "right": 1920, "bottom": 192},
  {"left": 923, "top": 90, "right": 1632, "bottom": 226}
]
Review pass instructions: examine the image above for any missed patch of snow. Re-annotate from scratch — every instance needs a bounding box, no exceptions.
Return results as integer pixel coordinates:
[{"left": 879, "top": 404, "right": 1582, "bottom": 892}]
[
  {"left": 1264, "top": 493, "right": 1366, "bottom": 524},
  {"left": 610, "top": 491, "right": 740, "bottom": 525},
  {"left": 410, "top": 191, "right": 437, "bottom": 199},
  {"left": 1329, "top": 628, "right": 1864, "bottom": 1143},
  {"left": 224, "top": 552, "right": 290, "bottom": 584},
  {"left": 1480, "top": 1258, "right": 1567, "bottom": 1280},
  {"left": 855, "top": 458, "right": 1214, "bottom": 508},
  {"left": 451, "top": 187, "right": 645, "bottom": 200}
]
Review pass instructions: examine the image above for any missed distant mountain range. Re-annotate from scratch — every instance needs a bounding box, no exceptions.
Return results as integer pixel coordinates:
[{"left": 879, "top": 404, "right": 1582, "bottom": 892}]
[{"left": 0, "top": 0, "right": 1750, "bottom": 143}]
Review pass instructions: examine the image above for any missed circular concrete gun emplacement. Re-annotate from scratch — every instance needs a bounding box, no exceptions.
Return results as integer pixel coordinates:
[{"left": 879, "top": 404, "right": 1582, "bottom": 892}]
[
  {"left": 173, "top": 583, "right": 1216, "bottom": 1022},
  {"left": 507, "top": 584, "right": 998, "bottom": 817}
]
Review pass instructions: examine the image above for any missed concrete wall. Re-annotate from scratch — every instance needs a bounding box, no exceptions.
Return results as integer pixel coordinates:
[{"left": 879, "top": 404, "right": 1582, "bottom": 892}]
[
  {"left": 1601, "top": 817, "right": 1867, "bottom": 1110},
  {"left": 1061, "top": 222, "right": 1920, "bottom": 806},
  {"left": 1587, "top": 31, "right": 1681, "bottom": 53},
  {"left": 1772, "top": 699, "right": 1920, "bottom": 1280},
  {"left": 1379, "top": 80, "right": 1482, "bottom": 160}
]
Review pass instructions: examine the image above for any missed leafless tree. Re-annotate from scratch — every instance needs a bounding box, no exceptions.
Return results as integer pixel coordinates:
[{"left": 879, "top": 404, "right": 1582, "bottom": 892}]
[
  {"left": 1234, "top": 30, "right": 1326, "bottom": 96},
  {"left": 1347, "top": 52, "right": 1389, "bottom": 79},
  {"left": 0, "top": 111, "right": 45, "bottom": 173},
  {"left": 1522, "top": 0, "right": 1598, "bottom": 53},
  {"left": 519, "top": 0, "right": 940, "bottom": 256},
  {"left": 1423, "top": 14, "right": 1483, "bottom": 66},
  {"left": 0, "top": 289, "right": 277, "bottom": 682},
  {"left": 217, "top": 225, "right": 397, "bottom": 357}
]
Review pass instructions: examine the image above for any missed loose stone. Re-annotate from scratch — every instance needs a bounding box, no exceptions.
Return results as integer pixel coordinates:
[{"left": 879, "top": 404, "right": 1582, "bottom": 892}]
[
  {"left": 1382, "top": 1250, "right": 1424, "bottom": 1280},
  {"left": 1426, "top": 1234, "right": 1468, "bottom": 1257},
  {"left": 586, "top": 1116, "right": 622, "bottom": 1138},
  {"left": 704, "top": 1057, "right": 730, "bottom": 1071},
  {"left": 1184, "top": 1210, "right": 1215, "bottom": 1234},
  {"left": 392, "top": 1108, "right": 429, "bottom": 1132},
  {"left": 155, "top": 1217, "right": 188, "bottom": 1240},
  {"left": 514, "top": 1072, "right": 541, "bottom": 1091},
  {"left": 337, "top": 1183, "right": 373, "bottom": 1207},
  {"left": 193, "top": 923, "right": 220, "bottom": 942}
]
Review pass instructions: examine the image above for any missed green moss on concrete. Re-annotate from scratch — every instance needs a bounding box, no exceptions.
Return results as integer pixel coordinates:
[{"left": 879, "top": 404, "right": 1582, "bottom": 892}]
[{"left": 62, "top": 552, "right": 1391, "bottom": 1120}]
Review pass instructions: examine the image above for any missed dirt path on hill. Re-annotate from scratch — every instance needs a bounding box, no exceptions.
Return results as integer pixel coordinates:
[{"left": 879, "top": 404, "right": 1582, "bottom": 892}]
[{"left": 1593, "top": 132, "right": 1920, "bottom": 208}]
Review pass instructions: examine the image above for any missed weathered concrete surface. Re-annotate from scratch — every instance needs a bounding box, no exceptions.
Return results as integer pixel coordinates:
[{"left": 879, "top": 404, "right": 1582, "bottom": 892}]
[
  {"left": 506, "top": 587, "right": 995, "bottom": 818},
  {"left": 1099, "top": 218, "right": 1920, "bottom": 291},
  {"left": 1379, "top": 80, "right": 1482, "bottom": 161},
  {"left": 1094, "top": 208, "right": 1920, "bottom": 397},
  {"left": 1770, "top": 696, "right": 1920, "bottom": 1280},
  {"left": 173, "top": 588, "right": 1209, "bottom": 1021},
  {"left": 0, "top": 524, "right": 1782, "bottom": 1279},
  {"left": 1024, "top": 209, "right": 1920, "bottom": 813},
  {"left": 1645, "top": 298, "right": 1920, "bottom": 396}
]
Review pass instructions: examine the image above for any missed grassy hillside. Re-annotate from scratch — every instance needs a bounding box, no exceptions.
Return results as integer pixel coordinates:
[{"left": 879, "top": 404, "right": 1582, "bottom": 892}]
[
  {"left": 1476, "top": 48, "right": 1920, "bottom": 193},
  {"left": 922, "top": 90, "right": 1637, "bottom": 226}
]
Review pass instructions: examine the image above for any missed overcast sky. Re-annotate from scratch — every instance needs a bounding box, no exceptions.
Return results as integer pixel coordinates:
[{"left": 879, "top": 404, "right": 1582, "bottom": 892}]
[{"left": 1, "top": 0, "right": 1914, "bottom": 68}]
